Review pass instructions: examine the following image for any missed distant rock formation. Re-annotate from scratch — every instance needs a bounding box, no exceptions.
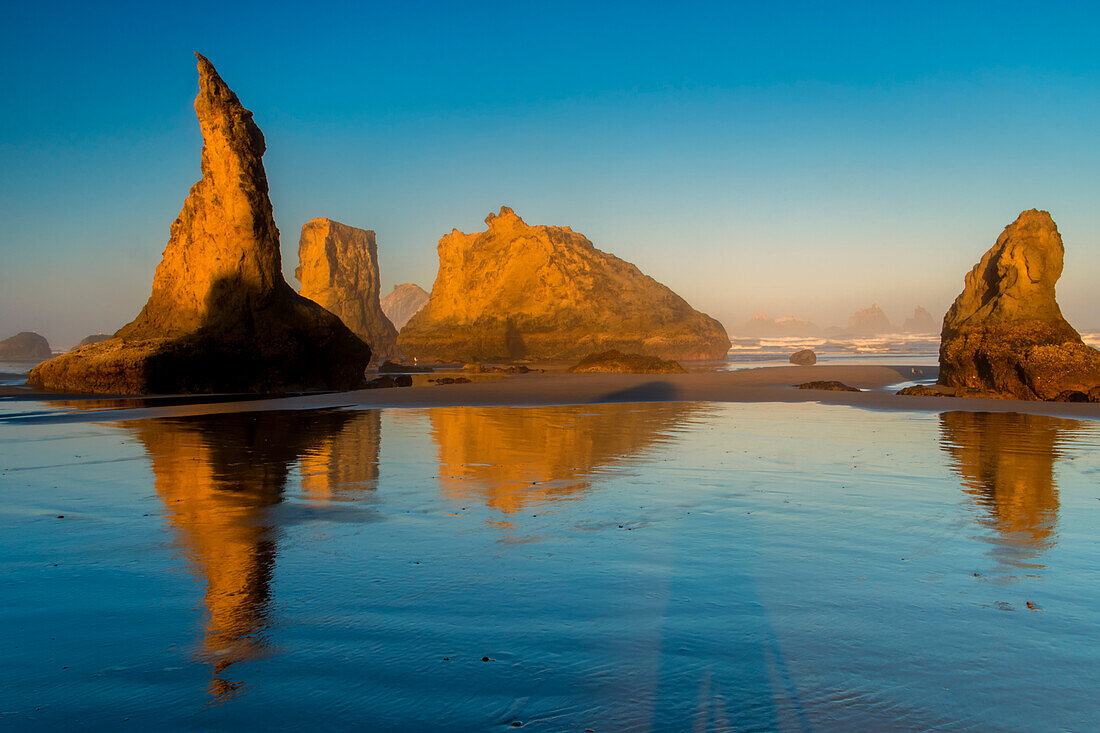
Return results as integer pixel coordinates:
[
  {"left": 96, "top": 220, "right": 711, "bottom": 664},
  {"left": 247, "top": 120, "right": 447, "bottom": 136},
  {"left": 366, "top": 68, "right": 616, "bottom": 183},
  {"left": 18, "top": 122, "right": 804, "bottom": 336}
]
[
  {"left": 789, "top": 349, "right": 816, "bottom": 365},
  {"left": 296, "top": 217, "right": 397, "bottom": 360},
  {"left": 901, "top": 306, "right": 936, "bottom": 333},
  {"left": 398, "top": 207, "right": 730, "bottom": 361},
  {"left": 76, "top": 334, "right": 111, "bottom": 348},
  {"left": 938, "top": 209, "right": 1100, "bottom": 400},
  {"left": 0, "top": 332, "right": 52, "bottom": 362},
  {"left": 567, "top": 350, "right": 687, "bottom": 374},
  {"left": 735, "top": 312, "right": 820, "bottom": 336},
  {"left": 29, "top": 54, "right": 370, "bottom": 394},
  {"left": 381, "top": 283, "right": 429, "bottom": 331},
  {"left": 847, "top": 304, "right": 893, "bottom": 335}
]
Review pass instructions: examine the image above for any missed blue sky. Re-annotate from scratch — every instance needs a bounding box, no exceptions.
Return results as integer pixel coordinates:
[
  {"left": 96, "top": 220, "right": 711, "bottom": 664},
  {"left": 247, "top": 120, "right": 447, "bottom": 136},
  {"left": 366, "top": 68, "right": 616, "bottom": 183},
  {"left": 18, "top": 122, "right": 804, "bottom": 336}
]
[{"left": 2, "top": 0, "right": 1099, "bottom": 347}]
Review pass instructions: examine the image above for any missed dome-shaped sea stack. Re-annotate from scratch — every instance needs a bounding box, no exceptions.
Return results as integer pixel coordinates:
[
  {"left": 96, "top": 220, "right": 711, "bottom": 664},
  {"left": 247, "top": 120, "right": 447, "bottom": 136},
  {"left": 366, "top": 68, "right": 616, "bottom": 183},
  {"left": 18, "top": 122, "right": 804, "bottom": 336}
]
[
  {"left": 0, "top": 332, "right": 52, "bottom": 362},
  {"left": 937, "top": 209, "right": 1100, "bottom": 400},
  {"left": 296, "top": 218, "right": 398, "bottom": 361},
  {"left": 397, "top": 207, "right": 730, "bottom": 362},
  {"left": 29, "top": 55, "right": 370, "bottom": 394}
]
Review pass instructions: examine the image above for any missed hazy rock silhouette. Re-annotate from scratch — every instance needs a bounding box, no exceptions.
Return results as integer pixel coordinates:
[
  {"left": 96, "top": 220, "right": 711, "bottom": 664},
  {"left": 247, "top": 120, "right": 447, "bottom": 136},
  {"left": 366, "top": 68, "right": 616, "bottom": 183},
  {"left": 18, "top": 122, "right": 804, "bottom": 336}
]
[
  {"left": 938, "top": 209, "right": 1100, "bottom": 400},
  {"left": 296, "top": 217, "right": 398, "bottom": 360},
  {"left": 76, "top": 334, "right": 111, "bottom": 348},
  {"left": 736, "top": 312, "right": 820, "bottom": 336},
  {"left": 381, "top": 283, "right": 429, "bottom": 331},
  {"left": 397, "top": 207, "right": 730, "bottom": 361},
  {"left": 901, "top": 306, "right": 936, "bottom": 333},
  {"left": 847, "top": 304, "right": 893, "bottom": 335},
  {"left": 0, "top": 332, "right": 52, "bottom": 362},
  {"left": 29, "top": 55, "right": 370, "bottom": 394}
]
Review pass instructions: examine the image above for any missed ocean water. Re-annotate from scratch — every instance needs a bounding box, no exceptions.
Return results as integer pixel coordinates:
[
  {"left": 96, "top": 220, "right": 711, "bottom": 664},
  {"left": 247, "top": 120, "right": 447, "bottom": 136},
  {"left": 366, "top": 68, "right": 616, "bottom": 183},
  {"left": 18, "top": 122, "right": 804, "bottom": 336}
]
[{"left": 1, "top": 401, "right": 1099, "bottom": 731}]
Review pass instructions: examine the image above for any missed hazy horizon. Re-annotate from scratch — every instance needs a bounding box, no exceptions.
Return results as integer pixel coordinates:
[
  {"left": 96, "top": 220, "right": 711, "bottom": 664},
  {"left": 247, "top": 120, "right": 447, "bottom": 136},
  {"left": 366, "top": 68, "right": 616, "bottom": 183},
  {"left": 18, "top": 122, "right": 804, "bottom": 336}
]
[{"left": 3, "top": 1, "right": 1100, "bottom": 348}]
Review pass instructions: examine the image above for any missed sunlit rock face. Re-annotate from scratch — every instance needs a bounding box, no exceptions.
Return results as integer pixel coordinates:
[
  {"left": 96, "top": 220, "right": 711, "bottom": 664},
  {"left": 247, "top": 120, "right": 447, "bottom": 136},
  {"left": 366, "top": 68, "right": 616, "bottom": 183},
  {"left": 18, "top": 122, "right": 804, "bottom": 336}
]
[
  {"left": 28, "top": 54, "right": 370, "bottom": 394},
  {"left": 847, "top": 304, "right": 893, "bottom": 335},
  {"left": 127, "top": 409, "right": 377, "bottom": 700},
  {"left": 398, "top": 207, "right": 730, "bottom": 361},
  {"left": 0, "top": 331, "right": 51, "bottom": 362},
  {"left": 900, "top": 306, "right": 935, "bottom": 333},
  {"left": 939, "top": 411, "right": 1078, "bottom": 570},
  {"left": 938, "top": 210, "right": 1100, "bottom": 399},
  {"left": 430, "top": 403, "right": 702, "bottom": 515},
  {"left": 381, "top": 283, "right": 429, "bottom": 331},
  {"left": 296, "top": 218, "right": 397, "bottom": 360}
]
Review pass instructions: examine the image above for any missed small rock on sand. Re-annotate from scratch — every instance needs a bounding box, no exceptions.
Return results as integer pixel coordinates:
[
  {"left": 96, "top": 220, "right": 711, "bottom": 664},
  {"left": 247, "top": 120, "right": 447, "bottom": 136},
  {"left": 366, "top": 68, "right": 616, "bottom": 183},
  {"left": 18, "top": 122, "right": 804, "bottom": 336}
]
[{"left": 796, "top": 380, "right": 860, "bottom": 392}]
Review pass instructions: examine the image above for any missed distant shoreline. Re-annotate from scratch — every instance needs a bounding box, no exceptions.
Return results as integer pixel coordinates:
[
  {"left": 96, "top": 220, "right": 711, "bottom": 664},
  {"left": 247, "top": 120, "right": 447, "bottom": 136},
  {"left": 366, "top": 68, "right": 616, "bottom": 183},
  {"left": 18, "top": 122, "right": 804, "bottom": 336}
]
[{"left": 4, "top": 364, "right": 1100, "bottom": 425}]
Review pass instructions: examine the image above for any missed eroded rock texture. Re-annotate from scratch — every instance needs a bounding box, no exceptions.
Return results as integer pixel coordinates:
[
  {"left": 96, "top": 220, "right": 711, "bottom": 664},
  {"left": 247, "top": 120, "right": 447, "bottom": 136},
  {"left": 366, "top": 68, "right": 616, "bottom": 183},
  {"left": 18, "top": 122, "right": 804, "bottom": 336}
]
[
  {"left": 296, "top": 218, "right": 397, "bottom": 360},
  {"left": 381, "top": 283, "right": 429, "bottom": 331},
  {"left": 29, "top": 55, "right": 370, "bottom": 394},
  {"left": 938, "top": 209, "right": 1100, "bottom": 400},
  {"left": 397, "top": 207, "right": 730, "bottom": 361}
]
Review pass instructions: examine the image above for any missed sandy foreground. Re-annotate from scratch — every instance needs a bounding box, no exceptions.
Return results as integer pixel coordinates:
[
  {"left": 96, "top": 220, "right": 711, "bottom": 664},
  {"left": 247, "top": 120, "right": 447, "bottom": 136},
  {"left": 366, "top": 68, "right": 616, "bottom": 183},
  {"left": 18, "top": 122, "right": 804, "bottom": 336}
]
[{"left": 4, "top": 364, "right": 1099, "bottom": 423}]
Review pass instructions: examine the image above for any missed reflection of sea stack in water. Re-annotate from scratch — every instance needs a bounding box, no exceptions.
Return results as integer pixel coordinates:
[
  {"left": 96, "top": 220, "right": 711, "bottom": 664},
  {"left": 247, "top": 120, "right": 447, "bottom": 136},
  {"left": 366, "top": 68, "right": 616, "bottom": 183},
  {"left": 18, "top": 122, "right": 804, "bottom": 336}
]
[
  {"left": 847, "top": 304, "right": 893, "bottom": 335},
  {"left": 127, "top": 409, "right": 370, "bottom": 699},
  {"left": 901, "top": 307, "right": 935, "bottom": 333},
  {"left": 299, "top": 410, "right": 382, "bottom": 499},
  {"left": 398, "top": 207, "right": 730, "bottom": 361},
  {"left": 939, "top": 411, "right": 1080, "bottom": 568},
  {"left": 431, "top": 403, "right": 700, "bottom": 515},
  {"left": 938, "top": 210, "right": 1100, "bottom": 400},
  {"left": 296, "top": 218, "right": 398, "bottom": 361},
  {"left": 0, "top": 332, "right": 52, "bottom": 362},
  {"left": 28, "top": 55, "right": 370, "bottom": 394},
  {"left": 381, "top": 283, "right": 429, "bottom": 331}
]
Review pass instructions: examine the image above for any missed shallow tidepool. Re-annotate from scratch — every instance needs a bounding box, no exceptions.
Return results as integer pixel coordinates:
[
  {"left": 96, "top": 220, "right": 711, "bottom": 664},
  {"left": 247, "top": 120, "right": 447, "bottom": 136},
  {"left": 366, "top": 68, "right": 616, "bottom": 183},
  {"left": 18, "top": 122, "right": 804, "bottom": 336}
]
[{"left": 1, "top": 401, "right": 1098, "bottom": 731}]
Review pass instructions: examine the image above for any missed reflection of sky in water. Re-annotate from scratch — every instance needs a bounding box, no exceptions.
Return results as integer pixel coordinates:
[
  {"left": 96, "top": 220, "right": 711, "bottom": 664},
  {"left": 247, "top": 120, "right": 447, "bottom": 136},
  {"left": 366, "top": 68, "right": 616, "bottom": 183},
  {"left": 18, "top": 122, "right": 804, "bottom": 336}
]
[{"left": 0, "top": 402, "right": 1098, "bottom": 731}]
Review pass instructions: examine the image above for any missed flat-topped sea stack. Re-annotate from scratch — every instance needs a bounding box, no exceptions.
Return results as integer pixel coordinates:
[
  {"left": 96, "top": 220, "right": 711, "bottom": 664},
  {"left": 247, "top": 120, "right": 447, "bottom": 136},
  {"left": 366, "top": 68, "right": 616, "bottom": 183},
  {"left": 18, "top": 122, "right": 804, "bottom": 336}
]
[
  {"left": 0, "top": 332, "right": 52, "bottom": 362},
  {"left": 29, "top": 55, "right": 370, "bottom": 395},
  {"left": 937, "top": 209, "right": 1100, "bottom": 400},
  {"left": 296, "top": 218, "right": 397, "bottom": 360},
  {"left": 381, "top": 283, "right": 429, "bottom": 330},
  {"left": 398, "top": 207, "right": 730, "bottom": 362}
]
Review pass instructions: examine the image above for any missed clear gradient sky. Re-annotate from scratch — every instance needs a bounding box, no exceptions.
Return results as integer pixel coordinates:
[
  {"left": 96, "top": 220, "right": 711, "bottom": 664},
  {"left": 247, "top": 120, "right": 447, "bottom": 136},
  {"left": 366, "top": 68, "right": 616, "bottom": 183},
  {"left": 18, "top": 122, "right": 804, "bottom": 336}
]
[{"left": 2, "top": 0, "right": 1099, "bottom": 348}]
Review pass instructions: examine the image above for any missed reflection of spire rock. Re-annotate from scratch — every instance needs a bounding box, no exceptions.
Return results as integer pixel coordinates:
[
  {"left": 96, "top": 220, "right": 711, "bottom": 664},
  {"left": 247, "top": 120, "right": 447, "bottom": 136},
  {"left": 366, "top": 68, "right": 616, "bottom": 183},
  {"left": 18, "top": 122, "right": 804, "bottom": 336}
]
[
  {"left": 938, "top": 411, "right": 1082, "bottom": 569},
  {"left": 126, "top": 409, "right": 367, "bottom": 700},
  {"left": 300, "top": 410, "right": 382, "bottom": 500},
  {"left": 431, "top": 403, "right": 701, "bottom": 514}
]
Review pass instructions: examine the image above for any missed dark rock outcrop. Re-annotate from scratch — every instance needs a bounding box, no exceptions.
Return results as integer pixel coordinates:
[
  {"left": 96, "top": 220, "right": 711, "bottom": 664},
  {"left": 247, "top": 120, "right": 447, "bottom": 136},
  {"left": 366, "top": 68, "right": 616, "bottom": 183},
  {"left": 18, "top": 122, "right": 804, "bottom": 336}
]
[
  {"left": 937, "top": 209, "right": 1100, "bottom": 400},
  {"left": 901, "top": 306, "right": 936, "bottom": 333},
  {"left": 29, "top": 55, "right": 370, "bottom": 394},
  {"left": 796, "top": 380, "right": 860, "bottom": 392},
  {"left": 0, "top": 332, "right": 52, "bottom": 362},
  {"left": 380, "top": 283, "right": 430, "bottom": 331},
  {"left": 897, "top": 384, "right": 954, "bottom": 397},
  {"left": 847, "top": 304, "right": 893, "bottom": 335},
  {"left": 397, "top": 207, "right": 730, "bottom": 361},
  {"left": 568, "top": 350, "right": 687, "bottom": 374},
  {"left": 789, "top": 349, "right": 817, "bottom": 365},
  {"left": 296, "top": 217, "right": 398, "bottom": 360}
]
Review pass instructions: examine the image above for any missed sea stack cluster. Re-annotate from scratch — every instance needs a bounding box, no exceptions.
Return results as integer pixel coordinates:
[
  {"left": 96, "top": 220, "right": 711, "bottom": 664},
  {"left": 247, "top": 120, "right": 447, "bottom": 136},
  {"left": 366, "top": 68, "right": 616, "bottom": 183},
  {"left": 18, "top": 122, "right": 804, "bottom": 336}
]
[
  {"left": 29, "top": 55, "right": 370, "bottom": 394},
  {"left": 398, "top": 207, "right": 730, "bottom": 362}
]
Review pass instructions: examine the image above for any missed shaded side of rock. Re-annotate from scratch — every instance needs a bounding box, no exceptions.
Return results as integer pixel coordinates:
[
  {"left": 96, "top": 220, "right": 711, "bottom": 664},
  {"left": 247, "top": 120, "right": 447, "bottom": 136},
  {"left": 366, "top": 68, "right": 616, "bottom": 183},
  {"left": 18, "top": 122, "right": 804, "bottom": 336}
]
[
  {"left": 0, "top": 332, "right": 52, "bottom": 362},
  {"left": 789, "top": 349, "right": 817, "bottom": 365},
  {"left": 796, "top": 380, "right": 860, "bottom": 392},
  {"left": 296, "top": 217, "right": 398, "bottom": 360},
  {"left": 381, "top": 283, "right": 430, "bottom": 331},
  {"left": 398, "top": 207, "right": 730, "bottom": 361},
  {"left": 567, "top": 350, "right": 687, "bottom": 374},
  {"left": 28, "top": 55, "right": 370, "bottom": 395},
  {"left": 937, "top": 209, "right": 1100, "bottom": 400}
]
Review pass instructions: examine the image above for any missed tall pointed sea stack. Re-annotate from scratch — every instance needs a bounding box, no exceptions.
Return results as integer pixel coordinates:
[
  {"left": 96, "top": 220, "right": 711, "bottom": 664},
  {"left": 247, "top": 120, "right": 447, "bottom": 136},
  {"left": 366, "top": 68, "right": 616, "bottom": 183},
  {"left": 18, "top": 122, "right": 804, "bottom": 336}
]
[
  {"left": 29, "top": 55, "right": 370, "bottom": 394},
  {"left": 397, "top": 207, "right": 730, "bottom": 361},
  {"left": 296, "top": 218, "right": 398, "bottom": 360},
  {"left": 937, "top": 209, "right": 1100, "bottom": 400},
  {"left": 381, "top": 283, "right": 429, "bottom": 331}
]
